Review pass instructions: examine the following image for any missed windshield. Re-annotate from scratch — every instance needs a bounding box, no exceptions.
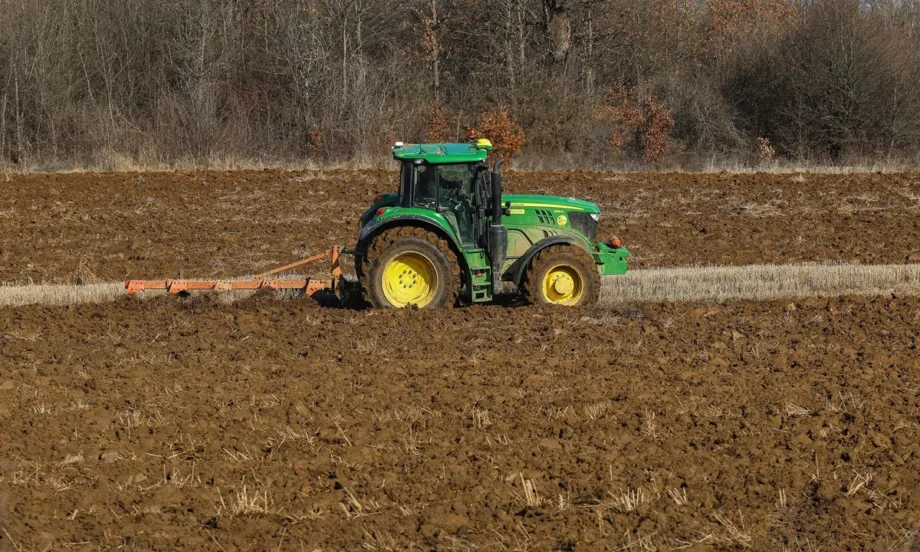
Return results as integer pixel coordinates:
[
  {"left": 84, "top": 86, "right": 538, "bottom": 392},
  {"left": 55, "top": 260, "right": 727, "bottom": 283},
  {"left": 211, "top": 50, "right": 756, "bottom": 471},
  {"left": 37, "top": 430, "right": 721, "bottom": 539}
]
[
  {"left": 410, "top": 163, "right": 477, "bottom": 210},
  {"left": 438, "top": 163, "right": 475, "bottom": 188}
]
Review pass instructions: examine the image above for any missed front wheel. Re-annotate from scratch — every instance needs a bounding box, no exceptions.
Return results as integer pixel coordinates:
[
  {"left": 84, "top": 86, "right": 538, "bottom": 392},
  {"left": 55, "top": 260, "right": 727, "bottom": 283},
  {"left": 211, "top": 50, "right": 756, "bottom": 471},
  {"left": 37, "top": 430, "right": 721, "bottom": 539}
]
[
  {"left": 360, "top": 228, "right": 460, "bottom": 309},
  {"left": 521, "top": 245, "right": 601, "bottom": 306}
]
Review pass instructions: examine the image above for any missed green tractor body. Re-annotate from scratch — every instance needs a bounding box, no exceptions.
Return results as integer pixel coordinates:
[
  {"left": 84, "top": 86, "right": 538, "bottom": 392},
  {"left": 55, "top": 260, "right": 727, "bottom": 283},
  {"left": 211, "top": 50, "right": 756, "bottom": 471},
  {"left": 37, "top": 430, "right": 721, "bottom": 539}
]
[{"left": 354, "top": 142, "right": 628, "bottom": 308}]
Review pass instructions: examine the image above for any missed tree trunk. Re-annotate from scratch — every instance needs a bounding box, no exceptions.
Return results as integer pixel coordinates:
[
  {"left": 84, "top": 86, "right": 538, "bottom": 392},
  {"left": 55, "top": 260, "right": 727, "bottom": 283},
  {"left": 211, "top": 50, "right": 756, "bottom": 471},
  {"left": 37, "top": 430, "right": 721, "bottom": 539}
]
[
  {"left": 506, "top": 1, "right": 516, "bottom": 110},
  {"left": 342, "top": 5, "right": 349, "bottom": 97},
  {"left": 586, "top": 5, "right": 594, "bottom": 99},
  {"left": 355, "top": 0, "right": 363, "bottom": 54},
  {"left": 543, "top": 0, "right": 570, "bottom": 61},
  {"left": 518, "top": 0, "right": 525, "bottom": 65},
  {"left": 432, "top": 0, "right": 440, "bottom": 103},
  {"left": 1, "top": 89, "right": 7, "bottom": 162},
  {"left": 0, "top": 68, "right": 9, "bottom": 162},
  {"left": 14, "top": 74, "right": 23, "bottom": 164}
]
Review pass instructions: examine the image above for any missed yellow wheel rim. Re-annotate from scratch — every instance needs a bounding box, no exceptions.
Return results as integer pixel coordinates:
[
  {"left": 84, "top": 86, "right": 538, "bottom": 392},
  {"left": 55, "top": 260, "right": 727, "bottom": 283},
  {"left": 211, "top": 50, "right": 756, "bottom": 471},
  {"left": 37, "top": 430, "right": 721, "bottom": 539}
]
[
  {"left": 541, "top": 265, "right": 584, "bottom": 305},
  {"left": 382, "top": 252, "right": 437, "bottom": 308}
]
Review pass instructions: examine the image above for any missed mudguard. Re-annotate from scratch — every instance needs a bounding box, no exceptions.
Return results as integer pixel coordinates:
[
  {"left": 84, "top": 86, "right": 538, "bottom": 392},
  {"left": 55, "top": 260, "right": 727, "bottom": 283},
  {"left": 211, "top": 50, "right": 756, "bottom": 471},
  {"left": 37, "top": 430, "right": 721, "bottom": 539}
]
[
  {"left": 505, "top": 236, "right": 577, "bottom": 286},
  {"left": 357, "top": 215, "right": 463, "bottom": 258}
]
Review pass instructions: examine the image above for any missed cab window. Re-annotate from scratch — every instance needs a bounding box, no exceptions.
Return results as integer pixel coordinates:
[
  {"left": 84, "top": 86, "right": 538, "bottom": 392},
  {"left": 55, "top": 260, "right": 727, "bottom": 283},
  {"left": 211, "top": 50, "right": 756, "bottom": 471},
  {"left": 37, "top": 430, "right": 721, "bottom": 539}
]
[{"left": 413, "top": 164, "right": 438, "bottom": 209}]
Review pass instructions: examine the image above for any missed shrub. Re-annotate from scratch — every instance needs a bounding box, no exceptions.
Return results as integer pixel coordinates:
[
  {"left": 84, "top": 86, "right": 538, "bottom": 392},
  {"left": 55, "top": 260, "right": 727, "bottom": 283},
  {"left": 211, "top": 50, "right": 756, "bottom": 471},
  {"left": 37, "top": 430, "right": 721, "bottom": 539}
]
[
  {"left": 478, "top": 107, "right": 526, "bottom": 163},
  {"left": 596, "top": 89, "right": 674, "bottom": 163},
  {"left": 757, "top": 137, "right": 776, "bottom": 163}
]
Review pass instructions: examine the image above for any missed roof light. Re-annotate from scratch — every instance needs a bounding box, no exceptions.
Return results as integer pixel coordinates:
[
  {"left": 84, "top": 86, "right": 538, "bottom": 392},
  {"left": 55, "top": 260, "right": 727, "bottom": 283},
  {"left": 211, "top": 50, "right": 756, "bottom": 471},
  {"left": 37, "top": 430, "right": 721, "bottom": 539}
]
[
  {"left": 393, "top": 141, "right": 404, "bottom": 149},
  {"left": 475, "top": 138, "right": 493, "bottom": 151}
]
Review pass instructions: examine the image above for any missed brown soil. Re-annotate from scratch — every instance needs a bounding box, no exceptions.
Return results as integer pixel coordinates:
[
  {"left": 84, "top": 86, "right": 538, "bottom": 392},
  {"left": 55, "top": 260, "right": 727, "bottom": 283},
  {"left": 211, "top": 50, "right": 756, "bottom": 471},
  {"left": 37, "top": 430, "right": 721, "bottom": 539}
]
[
  {"left": 2, "top": 296, "right": 920, "bottom": 550},
  {"left": 2, "top": 170, "right": 920, "bottom": 550},
  {"left": 0, "top": 170, "right": 918, "bottom": 283}
]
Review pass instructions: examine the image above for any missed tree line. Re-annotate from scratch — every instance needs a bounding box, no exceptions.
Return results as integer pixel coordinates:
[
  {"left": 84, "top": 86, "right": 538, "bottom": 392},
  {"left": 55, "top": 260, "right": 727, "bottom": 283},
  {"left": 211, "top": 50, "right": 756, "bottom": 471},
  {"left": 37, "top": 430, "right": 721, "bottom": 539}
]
[{"left": 1, "top": 0, "right": 919, "bottom": 170}]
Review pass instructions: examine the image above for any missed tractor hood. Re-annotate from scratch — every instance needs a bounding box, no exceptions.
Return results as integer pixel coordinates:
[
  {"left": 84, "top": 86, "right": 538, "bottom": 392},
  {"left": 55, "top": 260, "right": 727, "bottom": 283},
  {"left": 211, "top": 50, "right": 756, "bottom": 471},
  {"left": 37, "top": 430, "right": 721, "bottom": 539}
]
[{"left": 503, "top": 194, "right": 600, "bottom": 214}]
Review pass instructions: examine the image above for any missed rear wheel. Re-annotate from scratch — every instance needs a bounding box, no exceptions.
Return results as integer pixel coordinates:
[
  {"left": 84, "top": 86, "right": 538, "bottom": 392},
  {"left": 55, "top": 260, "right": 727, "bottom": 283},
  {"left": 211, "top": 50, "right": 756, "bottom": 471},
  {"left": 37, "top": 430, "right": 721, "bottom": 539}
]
[
  {"left": 359, "top": 227, "right": 460, "bottom": 309},
  {"left": 521, "top": 245, "right": 600, "bottom": 306}
]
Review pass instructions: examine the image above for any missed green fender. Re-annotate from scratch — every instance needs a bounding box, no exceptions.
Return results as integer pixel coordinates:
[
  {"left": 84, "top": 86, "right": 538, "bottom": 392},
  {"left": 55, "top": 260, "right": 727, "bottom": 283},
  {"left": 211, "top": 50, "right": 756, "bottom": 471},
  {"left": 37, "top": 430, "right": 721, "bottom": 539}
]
[
  {"left": 504, "top": 236, "right": 577, "bottom": 286},
  {"left": 356, "top": 213, "right": 465, "bottom": 265}
]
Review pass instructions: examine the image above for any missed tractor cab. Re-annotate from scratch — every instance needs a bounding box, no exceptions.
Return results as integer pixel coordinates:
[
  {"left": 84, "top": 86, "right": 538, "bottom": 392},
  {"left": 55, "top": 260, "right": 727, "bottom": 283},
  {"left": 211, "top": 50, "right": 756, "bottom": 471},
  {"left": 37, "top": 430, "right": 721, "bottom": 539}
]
[
  {"left": 394, "top": 145, "right": 493, "bottom": 248},
  {"left": 355, "top": 141, "right": 629, "bottom": 308}
]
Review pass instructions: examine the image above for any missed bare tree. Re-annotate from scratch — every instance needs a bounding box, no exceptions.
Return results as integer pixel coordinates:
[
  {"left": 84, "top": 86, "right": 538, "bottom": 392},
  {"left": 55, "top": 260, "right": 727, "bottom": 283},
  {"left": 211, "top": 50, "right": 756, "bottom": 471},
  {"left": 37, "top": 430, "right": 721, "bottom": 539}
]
[{"left": 0, "top": 0, "right": 920, "bottom": 169}]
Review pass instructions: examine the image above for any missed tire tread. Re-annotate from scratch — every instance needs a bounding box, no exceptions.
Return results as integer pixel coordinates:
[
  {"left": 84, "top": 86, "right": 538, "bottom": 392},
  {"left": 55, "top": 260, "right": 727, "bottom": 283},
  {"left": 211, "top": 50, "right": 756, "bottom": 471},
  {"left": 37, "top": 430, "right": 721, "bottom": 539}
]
[
  {"left": 521, "top": 245, "right": 600, "bottom": 306},
  {"left": 358, "top": 226, "right": 461, "bottom": 308}
]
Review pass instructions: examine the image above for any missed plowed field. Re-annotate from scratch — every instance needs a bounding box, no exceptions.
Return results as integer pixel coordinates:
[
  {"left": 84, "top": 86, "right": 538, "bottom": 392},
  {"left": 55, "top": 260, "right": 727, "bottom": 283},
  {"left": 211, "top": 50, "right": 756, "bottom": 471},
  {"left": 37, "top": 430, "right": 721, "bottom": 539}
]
[
  {"left": 2, "top": 171, "right": 920, "bottom": 550},
  {"left": 0, "top": 170, "right": 918, "bottom": 283}
]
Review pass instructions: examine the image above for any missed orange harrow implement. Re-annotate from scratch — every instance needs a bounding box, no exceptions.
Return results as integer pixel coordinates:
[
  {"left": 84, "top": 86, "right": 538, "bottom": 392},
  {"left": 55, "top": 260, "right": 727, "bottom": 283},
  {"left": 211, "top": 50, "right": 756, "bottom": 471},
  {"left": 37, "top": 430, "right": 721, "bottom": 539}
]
[{"left": 125, "top": 246, "right": 343, "bottom": 297}]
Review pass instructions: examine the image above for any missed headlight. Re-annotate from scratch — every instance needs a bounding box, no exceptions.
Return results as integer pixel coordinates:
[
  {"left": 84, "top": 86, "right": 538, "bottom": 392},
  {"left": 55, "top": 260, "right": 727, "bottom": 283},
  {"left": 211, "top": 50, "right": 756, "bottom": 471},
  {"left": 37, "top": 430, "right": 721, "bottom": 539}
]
[{"left": 590, "top": 213, "right": 600, "bottom": 222}]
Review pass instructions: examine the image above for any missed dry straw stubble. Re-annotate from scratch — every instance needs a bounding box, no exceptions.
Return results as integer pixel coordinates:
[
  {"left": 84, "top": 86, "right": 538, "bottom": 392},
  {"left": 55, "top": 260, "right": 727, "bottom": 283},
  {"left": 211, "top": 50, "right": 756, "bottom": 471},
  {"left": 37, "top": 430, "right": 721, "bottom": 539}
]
[
  {"left": 1, "top": 263, "right": 919, "bottom": 308},
  {"left": 601, "top": 263, "right": 920, "bottom": 304}
]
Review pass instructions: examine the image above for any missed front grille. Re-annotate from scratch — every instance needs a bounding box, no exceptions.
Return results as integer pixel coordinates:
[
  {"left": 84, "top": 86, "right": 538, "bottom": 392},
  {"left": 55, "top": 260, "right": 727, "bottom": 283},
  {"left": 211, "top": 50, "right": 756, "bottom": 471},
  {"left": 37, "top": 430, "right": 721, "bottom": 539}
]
[{"left": 568, "top": 212, "right": 598, "bottom": 241}]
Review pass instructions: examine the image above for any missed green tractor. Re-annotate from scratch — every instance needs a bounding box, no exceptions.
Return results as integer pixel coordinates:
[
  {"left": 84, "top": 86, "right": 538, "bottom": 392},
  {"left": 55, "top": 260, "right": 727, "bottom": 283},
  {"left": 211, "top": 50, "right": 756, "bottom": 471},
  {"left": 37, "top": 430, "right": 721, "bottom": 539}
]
[
  {"left": 354, "top": 141, "right": 629, "bottom": 308},
  {"left": 123, "top": 139, "right": 628, "bottom": 304}
]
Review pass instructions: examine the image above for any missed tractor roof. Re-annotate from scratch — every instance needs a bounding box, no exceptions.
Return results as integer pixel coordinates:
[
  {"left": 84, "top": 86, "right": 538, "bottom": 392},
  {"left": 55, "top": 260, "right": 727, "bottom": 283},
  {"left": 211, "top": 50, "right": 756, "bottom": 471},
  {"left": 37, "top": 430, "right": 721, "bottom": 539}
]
[{"left": 392, "top": 142, "right": 489, "bottom": 164}]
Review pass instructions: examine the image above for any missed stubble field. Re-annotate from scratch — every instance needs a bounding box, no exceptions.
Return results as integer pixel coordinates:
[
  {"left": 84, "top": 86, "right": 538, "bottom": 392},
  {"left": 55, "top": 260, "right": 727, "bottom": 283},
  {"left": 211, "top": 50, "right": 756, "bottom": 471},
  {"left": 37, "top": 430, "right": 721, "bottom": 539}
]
[{"left": 1, "top": 170, "right": 920, "bottom": 551}]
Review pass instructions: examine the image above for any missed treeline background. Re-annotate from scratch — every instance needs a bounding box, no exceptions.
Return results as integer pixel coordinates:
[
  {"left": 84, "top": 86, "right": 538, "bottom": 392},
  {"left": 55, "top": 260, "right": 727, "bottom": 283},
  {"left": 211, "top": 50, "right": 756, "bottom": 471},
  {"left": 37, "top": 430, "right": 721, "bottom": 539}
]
[{"left": 1, "top": 0, "right": 919, "bottom": 170}]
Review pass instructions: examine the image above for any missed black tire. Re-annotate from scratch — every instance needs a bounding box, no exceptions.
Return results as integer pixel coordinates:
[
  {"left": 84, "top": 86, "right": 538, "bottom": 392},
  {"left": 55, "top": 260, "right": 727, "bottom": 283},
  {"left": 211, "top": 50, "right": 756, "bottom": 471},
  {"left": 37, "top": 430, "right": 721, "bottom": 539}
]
[
  {"left": 521, "top": 244, "right": 600, "bottom": 306},
  {"left": 359, "top": 227, "right": 460, "bottom": 309}
]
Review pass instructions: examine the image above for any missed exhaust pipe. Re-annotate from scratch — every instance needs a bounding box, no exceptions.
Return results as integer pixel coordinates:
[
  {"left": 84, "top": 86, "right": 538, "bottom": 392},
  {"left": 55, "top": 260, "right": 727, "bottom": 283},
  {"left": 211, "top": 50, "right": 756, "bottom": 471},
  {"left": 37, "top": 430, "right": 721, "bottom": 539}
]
[
  {"left": 488, "top": 160, "right": 508, "bottom": 292},
  {"left": 491, "top": 159, "right": 505, "bottom": 222}
]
